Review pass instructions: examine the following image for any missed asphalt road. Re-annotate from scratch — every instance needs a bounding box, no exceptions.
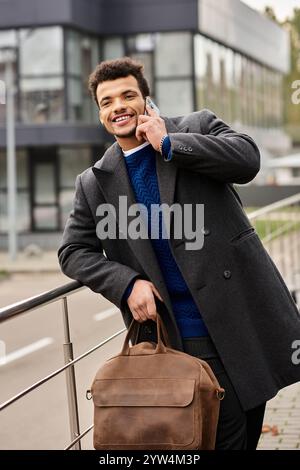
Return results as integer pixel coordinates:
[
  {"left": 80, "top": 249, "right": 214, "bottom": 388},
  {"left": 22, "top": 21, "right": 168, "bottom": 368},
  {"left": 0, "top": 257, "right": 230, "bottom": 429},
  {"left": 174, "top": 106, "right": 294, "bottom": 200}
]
[{"left": 0, "top": 272, "right": 127, "bottom": 450}]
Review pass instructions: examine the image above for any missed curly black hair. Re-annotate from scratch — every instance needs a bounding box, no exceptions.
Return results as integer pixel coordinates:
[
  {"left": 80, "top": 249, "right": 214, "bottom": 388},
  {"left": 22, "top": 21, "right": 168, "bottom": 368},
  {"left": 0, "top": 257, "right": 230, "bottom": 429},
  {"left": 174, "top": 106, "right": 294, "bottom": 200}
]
[{"left": 88, "top": 56, "right": 150, "bottom": 107}]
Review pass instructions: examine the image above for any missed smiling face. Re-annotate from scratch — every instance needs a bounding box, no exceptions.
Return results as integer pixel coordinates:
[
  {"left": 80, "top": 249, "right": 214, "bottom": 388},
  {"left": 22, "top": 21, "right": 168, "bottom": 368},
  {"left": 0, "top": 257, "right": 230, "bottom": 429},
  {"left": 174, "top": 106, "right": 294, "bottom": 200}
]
[{"left": 96, "top": 75, "right": 146, "bottom": 150}]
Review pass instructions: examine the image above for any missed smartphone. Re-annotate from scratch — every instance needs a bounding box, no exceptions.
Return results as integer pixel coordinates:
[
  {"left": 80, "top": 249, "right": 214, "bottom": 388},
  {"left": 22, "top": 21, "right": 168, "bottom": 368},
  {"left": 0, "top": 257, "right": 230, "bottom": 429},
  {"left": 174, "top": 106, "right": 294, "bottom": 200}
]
[{"left": 145, "top": 96, "right": 160, "bottom": 116}]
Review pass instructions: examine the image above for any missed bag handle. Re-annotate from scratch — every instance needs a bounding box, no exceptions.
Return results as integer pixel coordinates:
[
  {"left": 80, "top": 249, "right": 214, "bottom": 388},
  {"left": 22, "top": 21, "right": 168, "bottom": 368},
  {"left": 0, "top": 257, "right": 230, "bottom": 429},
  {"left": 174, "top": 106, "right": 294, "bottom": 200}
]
[{"left": 121, "top": 313, "right": 171, "bottom": 355}]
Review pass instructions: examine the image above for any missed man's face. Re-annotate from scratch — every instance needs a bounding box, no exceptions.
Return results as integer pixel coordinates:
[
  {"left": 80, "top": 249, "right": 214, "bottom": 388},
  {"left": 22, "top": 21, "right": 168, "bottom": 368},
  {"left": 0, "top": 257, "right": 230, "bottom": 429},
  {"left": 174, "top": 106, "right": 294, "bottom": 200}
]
[{"left": 96, "top": 75, "right": 146, "bottom": 142}]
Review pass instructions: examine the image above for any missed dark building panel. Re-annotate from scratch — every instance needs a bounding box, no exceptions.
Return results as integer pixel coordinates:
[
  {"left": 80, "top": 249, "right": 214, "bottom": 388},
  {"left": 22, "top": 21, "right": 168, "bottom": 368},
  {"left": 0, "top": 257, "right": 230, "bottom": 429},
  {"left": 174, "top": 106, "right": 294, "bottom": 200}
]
[
  {"left": 0, "top": 0, "right": 71, "bottom": 28},
  {"left": 0, "top": 0, "right": 197, "bottom": 34},
  {"left": 69, "top": 0, "right": 105, "bottom": 33},
  {"left": 0, "top": 124, "right": 109, "bottom": 147},
  {"left": 99, "top": 0, "right": 198, "bottom": 34}
]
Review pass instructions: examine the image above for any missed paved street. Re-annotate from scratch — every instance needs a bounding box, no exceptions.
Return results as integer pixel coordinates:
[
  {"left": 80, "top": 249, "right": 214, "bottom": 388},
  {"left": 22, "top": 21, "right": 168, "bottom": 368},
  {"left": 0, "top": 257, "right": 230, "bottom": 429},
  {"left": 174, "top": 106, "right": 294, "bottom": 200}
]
[{"left": 258, "top": 382, "right": 300, "bottom": 450}]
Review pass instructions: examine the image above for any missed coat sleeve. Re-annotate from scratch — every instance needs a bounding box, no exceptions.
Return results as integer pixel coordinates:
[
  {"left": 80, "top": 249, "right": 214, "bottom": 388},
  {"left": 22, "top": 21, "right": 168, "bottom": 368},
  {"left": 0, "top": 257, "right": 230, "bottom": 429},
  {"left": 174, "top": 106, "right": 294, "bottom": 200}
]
[
  {"left": 168, "top": 109, "right": 260, "bottom": 184},
  {"left": 57, "top": 174, "right": 142, "bottom": 309}
]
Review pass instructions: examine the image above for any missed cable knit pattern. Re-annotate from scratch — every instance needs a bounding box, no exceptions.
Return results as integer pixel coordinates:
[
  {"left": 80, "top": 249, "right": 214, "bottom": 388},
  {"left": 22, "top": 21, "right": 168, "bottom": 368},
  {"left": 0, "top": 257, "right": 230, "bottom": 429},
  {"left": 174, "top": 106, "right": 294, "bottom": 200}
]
[{"left": 124, "top": 143, "right": 208, "bottom": 338}]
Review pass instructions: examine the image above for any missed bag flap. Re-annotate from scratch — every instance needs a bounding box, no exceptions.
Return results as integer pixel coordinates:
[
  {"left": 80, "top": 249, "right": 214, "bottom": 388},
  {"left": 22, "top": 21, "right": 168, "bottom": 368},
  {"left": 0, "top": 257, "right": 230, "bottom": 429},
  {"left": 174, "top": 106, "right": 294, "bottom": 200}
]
[{"left": 92, "top": 378, "right": 195, "bottom": 407}]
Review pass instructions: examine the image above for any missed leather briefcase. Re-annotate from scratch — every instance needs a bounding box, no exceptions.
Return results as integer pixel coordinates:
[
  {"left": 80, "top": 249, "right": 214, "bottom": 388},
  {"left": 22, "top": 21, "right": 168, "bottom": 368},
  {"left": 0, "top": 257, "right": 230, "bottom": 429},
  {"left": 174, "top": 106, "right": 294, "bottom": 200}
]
[{"left": 87, "top": 314, "right": 225, "bottom": 450}]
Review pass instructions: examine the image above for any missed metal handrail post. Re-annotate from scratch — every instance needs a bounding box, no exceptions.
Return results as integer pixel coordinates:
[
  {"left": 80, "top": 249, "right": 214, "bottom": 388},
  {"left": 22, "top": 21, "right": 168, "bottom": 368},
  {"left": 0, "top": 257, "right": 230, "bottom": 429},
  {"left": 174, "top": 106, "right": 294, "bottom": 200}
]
[{"left": 62, "top": 296, "right": 81, "bottom": 450}]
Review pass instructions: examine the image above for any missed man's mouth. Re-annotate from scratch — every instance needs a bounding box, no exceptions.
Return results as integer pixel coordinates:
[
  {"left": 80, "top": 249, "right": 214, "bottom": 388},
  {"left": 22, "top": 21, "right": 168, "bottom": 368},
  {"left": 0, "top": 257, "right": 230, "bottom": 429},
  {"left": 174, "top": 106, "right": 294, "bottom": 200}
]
[{"left": 112, "top": 114, "right": 134, "bottom": 126}]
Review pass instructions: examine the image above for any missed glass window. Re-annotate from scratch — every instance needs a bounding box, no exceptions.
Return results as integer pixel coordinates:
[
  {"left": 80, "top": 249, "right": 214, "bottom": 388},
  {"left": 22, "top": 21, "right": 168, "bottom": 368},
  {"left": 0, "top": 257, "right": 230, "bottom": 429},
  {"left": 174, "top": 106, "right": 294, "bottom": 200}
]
[
  {"left": 34, "top": 163, "right": 56, "bottom": 204},
  {"left": 66, "top": 30, "right": 100, "bottom": 123},
  {"left": 194, "top": 35, "right": 206, "bottom": 111},
  {"left": 66, "top": 30, "right": 81, "bottom": 76},
  {"left": 0, "top": 48, "right": 18, "bottom": 125},
  {"left": 0, "top": 151, "right": 6, "bottom": 189},
  {"left": 81, "top": 36, "right": 99, "bottom": 80},
  {"left": 0, "top": 149, "right": 28, "bottom": 190},
  {"left": 127, "top": 34, "right": 156, "bottom": 53},
  {"left": 17, "top": 149, "right": 28, "bottom": 190},
  {"left": 60, "top": 189, "right": 75, "bottom": 227},
  {"left": 0, "top": 30, "right": 17, "bottom": 48},
  {"left": 194, "top": 35, "right": 206, "bottom": 80},
  {"left": 155, "top": 33, "right": 192, "bottom": 78},
  {"left": 68, "top": 78, "right": 82, "bottom": 121},
  {"left": 68, "top": 79, "right": 97, "bottom": 123},
  {"left": 19, "top": 27, "right": 63, "bottom": 76},
  {"left": 66, "top": 30, "right": 99, "bottom": 77},
  {"left": 0, "top": 191, "right": 30, "bottom": 232},
  {"left": 156, "top": 79, "right": 193, "bottom": 116},
  {"left": 0, "top": 192, "right": 6, "bottom": 232},
  {"left": 256, "top": 63, "right": 264, "bottom": 127},
  {"left": 59, "top": 146, "right": 92, "bottom": 187},
  {"left": 17, "top": 192, "right": 30, "bottom": 231},
  {"left": 233, "top": 52, "right": 242, "bottom": 125},
  {"left": 20, "top": 77, "right": 64, "bottom": 123},
  {"left": 33, "top": 206, "right": 58, "bottom": 230},
  {"left": 103, "top": 38, "right": 124, "bottom": 60},
  {"left": 130, "top": 51, "right": 154, "bottom": 95},
  {"left": 220, "top": 46, "right": 234, "bottom": 123}
]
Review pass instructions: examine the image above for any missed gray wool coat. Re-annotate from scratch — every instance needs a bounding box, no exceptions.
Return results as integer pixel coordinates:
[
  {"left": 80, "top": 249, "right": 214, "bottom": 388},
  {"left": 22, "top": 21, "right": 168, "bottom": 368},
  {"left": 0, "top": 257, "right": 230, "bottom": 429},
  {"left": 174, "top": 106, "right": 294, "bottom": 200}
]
[{"left": 58, "top": 108, "right": 300, "bottom": 411}]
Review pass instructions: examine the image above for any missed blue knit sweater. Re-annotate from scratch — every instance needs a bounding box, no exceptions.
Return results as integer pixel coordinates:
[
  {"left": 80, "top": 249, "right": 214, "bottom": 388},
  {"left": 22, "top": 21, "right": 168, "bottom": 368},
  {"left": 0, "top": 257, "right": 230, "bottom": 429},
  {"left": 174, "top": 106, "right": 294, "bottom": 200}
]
[{"left": 122, "top": 142, "right": 208, "bottom": 338}]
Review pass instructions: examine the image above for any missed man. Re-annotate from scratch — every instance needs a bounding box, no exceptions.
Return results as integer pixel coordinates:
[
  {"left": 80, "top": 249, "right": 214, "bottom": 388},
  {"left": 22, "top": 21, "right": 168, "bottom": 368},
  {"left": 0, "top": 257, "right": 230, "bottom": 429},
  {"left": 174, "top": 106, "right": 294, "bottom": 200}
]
[{"left": 58, "top": 57, "right": 300, "bottom": 450}]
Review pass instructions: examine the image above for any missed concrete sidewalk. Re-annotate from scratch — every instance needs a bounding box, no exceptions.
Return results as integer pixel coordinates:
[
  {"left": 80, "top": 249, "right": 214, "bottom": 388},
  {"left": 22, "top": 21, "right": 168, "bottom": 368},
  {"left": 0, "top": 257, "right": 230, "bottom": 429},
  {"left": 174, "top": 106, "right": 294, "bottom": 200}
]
[
  {"left": 258, "top": 382, "right": 300, "bottom": 450},
  {"left": 0, "top": 250, "right": 60, "bottom": 274}
]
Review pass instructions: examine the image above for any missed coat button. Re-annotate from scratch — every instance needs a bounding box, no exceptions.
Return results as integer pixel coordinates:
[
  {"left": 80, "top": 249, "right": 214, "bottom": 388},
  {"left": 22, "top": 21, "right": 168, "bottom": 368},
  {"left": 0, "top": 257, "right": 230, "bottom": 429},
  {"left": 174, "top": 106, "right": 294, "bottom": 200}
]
[
  {"left": 223, "top": 270, "right": 232, "bottom": 279},
  {"left": 183, "top": 146, "right": 188, "bottom": 151},
  {"left": 201, "top": 227, "right": 210, "bottom": 236},
  {"left": 188, "top": 147, "right": 193, "bottom": 152},
  {"left": 179, "top": 145, "right": 183, "bottom": 150}
]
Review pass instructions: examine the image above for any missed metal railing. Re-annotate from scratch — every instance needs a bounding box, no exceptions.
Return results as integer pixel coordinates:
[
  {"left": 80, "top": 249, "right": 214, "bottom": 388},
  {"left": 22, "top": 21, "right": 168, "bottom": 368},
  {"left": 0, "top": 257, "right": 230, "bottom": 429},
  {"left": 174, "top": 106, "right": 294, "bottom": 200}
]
[
  {"left": 1, "top": 193, "right": 300, "bottom": 449},
  {"left": 0, "top": 280, "right": 126, "bottom": 450},
  {"left": 248, "top": 192, "right": 300, "bottom": 299}
]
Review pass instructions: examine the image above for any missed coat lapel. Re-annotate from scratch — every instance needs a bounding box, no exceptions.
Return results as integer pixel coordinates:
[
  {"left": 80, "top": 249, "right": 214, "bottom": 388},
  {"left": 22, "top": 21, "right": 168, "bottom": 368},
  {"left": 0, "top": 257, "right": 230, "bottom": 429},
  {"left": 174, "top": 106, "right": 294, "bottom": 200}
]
[{"left": 91, "top": 117, "right": 188, "bottom": 311}]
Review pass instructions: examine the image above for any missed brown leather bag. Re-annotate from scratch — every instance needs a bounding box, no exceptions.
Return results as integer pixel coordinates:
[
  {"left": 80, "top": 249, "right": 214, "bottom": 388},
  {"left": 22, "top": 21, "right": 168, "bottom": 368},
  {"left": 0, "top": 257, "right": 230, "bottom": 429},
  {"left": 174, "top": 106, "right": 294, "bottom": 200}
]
[{"left": 87, "top": 314, "right": 225, "bottom": 450}]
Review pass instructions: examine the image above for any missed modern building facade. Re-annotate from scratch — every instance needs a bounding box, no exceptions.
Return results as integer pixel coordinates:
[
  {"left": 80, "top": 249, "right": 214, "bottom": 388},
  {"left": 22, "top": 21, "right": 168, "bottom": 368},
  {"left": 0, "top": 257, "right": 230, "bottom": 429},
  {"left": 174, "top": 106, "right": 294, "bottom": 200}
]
[{"left": 0, "top": 0, "right": 291, "bottom": 249}]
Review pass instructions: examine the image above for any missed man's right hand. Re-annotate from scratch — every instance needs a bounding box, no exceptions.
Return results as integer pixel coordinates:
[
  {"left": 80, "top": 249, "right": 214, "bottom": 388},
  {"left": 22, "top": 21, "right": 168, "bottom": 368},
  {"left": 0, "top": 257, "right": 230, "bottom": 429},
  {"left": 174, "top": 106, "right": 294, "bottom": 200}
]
[{"left": 127, "top": 279, "right": 164, "bottom": 323}]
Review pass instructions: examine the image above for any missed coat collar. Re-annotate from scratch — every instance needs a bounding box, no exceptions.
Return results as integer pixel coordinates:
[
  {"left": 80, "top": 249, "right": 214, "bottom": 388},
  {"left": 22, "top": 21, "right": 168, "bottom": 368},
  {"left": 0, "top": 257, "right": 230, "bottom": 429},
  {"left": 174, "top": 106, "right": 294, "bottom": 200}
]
[{"left": 91, "top": 117, "right": 188, "bottom": 324}]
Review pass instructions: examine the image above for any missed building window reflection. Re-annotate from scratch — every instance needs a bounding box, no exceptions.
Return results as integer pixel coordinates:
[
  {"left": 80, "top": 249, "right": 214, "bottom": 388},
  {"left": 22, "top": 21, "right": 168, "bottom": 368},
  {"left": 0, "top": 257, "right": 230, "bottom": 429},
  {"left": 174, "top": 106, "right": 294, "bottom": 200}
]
[
  {"left": 0, "top": 149, "right": 30, "bottom": 233},
  {"left": 0, "top": 30, "right": 18, "bottom": 124},
  {"left": 19, "top": 27, "right": 64, "bottom": 123},
  {"left": 66, "top": 30, "right": 100, "bottom": 123},
  {"left": 103, "top": 37, "right": 124, "bottom": 61},
  {"left": 155, "top": 32, "right": 192, "bottom": 78},
  {"left": 194, "top": 33, "right": 283, "bottom": 129},
  {"left": 20, "top": 76, "right": 64, "bottom": 123}
]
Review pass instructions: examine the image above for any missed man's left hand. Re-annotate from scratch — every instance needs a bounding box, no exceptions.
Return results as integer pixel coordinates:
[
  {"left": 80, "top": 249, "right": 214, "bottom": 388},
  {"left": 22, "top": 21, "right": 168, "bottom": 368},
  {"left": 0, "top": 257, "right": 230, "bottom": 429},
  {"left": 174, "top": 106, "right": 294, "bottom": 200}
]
[{"left": 136, "top": 104, "right": 168, "bottom": 152}]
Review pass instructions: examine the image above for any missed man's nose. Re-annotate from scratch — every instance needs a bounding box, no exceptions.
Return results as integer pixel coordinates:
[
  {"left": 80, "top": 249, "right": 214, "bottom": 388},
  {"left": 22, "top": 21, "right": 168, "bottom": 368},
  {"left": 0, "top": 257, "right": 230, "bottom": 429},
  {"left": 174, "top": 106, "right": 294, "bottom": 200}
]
[{"left": 112, "top": 98, "right": 126, "bottom": 113}]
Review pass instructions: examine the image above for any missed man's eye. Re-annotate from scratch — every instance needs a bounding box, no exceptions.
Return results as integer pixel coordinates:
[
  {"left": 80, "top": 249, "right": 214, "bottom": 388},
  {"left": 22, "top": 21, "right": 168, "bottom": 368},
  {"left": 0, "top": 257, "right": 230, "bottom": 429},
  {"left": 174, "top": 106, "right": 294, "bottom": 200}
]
[{"left": 125, "top": 95, "right": 134, "bottom": 100}]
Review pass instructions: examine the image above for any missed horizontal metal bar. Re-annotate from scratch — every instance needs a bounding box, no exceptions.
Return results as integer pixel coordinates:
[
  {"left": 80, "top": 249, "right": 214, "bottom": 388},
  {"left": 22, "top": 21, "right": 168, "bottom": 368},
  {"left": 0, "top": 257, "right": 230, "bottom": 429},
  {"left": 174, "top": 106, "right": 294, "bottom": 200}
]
[
  {"left": 64, "top": 424, "right": 94, "bottom": 450},
  {"left": 0, "top": 327, "right": 126, "bottom": 412},
  {"left": 248, "top": 194, "right": 300, "bottom": 220},
  {"left": 0, "top": 280, "right": 84, "bottom": 323},
  {"left": 261, "top": 221, "right": 297, "bottom": 244}
]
